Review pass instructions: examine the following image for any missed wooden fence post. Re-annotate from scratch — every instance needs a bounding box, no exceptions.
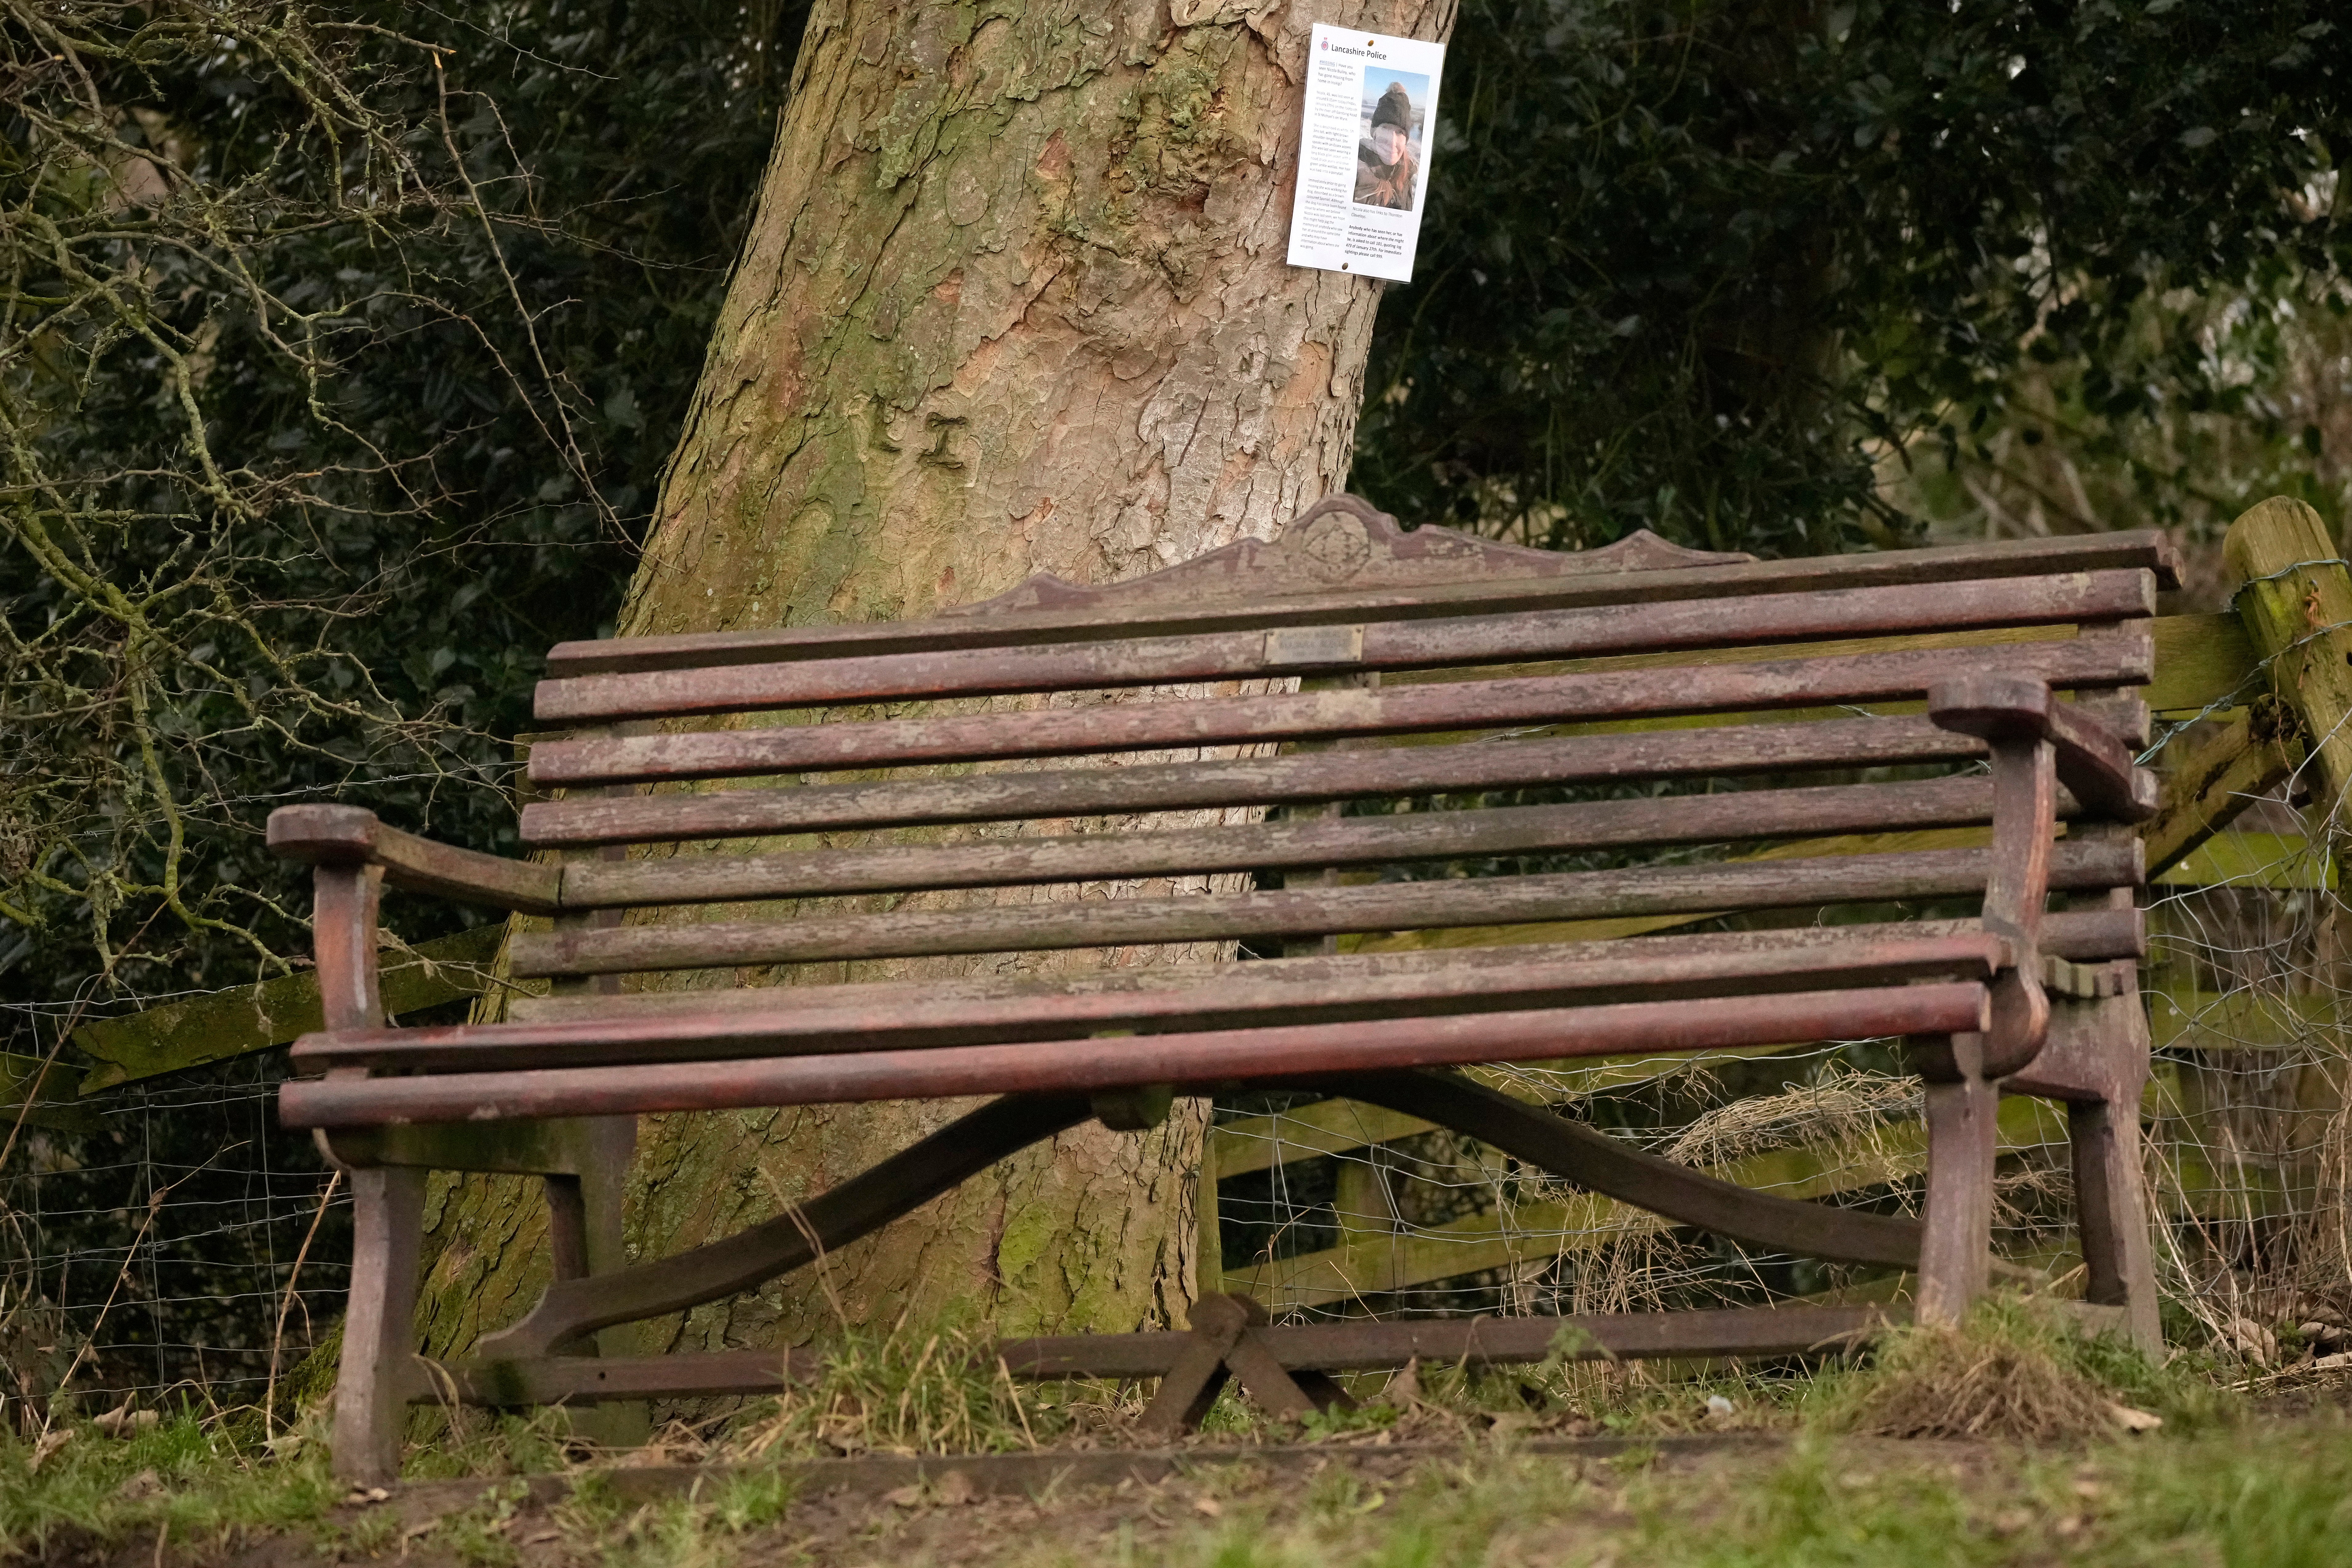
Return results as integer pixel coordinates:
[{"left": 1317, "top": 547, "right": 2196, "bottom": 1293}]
[
  {"left": 2225, "top": 496, "right": 2352, "bottom": 827},
  {"left": 2203, "top": 497, "right": 2352, "bottom": 1288},
  {"left": 1196, "top": 1135, "right": 1223, "bottom": 1307}
]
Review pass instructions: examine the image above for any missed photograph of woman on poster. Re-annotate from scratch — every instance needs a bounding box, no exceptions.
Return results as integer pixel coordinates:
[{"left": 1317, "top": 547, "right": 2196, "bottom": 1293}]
[{"left": 1354, "top": 72, "right": 1427, "bottom": 211}]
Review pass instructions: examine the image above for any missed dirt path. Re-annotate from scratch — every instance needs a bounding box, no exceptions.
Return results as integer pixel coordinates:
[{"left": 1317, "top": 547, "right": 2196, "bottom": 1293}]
[
  {"left": 23, "top": 1391, "right": 2352, "bottom": 1567},
  {"left": 18, "top": 1434, "right": 2009, "bottom": 1567}
]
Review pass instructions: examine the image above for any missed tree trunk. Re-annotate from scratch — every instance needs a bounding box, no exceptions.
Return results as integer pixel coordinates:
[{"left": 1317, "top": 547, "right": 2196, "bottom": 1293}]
[{"left": 417, "top": 0, "right": 1454, "bottom": 1361}]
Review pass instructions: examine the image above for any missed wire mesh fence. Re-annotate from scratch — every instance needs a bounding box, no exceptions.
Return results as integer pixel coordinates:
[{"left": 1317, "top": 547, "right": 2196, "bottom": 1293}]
[
  {"left": 0, "top": 1052, "right": 348, "bottom": 1421},
  {"left": 6, "top": 601, "right": 2350, "bottom": 1414}
]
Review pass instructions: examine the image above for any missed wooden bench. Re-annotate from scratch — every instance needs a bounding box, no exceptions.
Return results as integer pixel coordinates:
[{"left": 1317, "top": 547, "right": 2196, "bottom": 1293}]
[{"left": 270, "top": 496, "right": 2171, "bottom": 1482}]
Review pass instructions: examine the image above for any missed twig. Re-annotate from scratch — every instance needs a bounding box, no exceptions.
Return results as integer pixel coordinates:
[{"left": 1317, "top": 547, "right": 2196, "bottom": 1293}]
[{"left": 263, "top": 1169, "right": 344, "bottom": 1437}]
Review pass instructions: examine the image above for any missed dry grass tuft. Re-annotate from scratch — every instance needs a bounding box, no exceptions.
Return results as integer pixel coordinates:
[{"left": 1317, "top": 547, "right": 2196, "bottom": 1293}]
[
  {"left": 1823, "top": 1303, "right": 2123, "bottom": 1442},
  {"left": 1839, "top": 1330, "right": 2113, "bottom": 1441},
  {"left": 1662, "top": 1065, "right": 1918, "bottom": 1169}
]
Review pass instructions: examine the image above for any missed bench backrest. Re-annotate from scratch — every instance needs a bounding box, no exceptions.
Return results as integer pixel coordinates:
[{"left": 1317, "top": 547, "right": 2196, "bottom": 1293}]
[{"left": 506, "top": 497, "right": 2170, "bottom": 999}]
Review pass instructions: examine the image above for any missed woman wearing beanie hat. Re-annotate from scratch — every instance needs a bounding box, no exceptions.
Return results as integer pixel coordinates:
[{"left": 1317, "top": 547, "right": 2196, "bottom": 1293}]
[{"left": 1354, "top": 80, "right": 1418, "bottom": 210}]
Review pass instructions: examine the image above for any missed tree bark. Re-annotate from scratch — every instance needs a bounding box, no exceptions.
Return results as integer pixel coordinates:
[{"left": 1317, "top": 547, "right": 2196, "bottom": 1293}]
[{"left": 417, "top": 0, "right": 1454, "bottom": 1361}]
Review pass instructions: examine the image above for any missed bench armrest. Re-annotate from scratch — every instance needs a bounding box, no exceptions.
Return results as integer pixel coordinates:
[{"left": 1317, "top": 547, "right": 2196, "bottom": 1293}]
[
  {"left": 1928, "top": 679, "right": 2157, "bottom": 824},
  {"left": 1927, "top": 676, "right": 2070, "bottom": 1078},
  {"left": 269, "top": 805, "right": 562, "bottom": 916}
]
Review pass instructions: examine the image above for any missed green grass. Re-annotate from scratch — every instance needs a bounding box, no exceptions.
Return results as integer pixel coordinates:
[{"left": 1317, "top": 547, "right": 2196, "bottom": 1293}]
[
  {"left": 0, "top": 1406, "right": 339, "bottom": 1558},
  {"left": 0, "top": 1304, "right": 2325, "bottom": 1568},
  {"left": 726, "top": 1319, "right": 1082, "bottom": 1459},
  {"left": 404, "top": 1406, "right": 588, "bottom": 1480},
  {"left": 1073, "top": 1416, "right": 2352, "bottom": 1568},
  {"left": 556, "top": 1469, "right": 800, "bottom": 1568}
]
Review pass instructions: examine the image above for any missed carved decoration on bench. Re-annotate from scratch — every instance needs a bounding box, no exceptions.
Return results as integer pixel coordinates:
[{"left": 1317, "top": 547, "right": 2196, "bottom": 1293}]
[{"left": 946, "top": 493, "right": 1757, "bottom": 618}]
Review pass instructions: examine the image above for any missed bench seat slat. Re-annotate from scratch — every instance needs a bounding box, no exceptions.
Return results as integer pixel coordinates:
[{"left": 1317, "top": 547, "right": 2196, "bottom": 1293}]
[
  {"left": 490, "top": 907, "right": 2141, "bottom": 1027},
  {"left": 508, "top": 839, "right": 2139, "bottom": 978},
  {"left": 542, "top": 530, "right": 2179, "bottom": 679},
  {"left": 535, "top": 708, "right": 1994, "bottom": 803},
  {"left": 534, "top": 700, "right": 2141, "bottom": 824},
  {"left": 558, "top": 776, "right": 2055, "bottom": 909},
  {"left": 296, "top": 926, "right": 2013, "bottom": 1072},
  {"left": 521, "top": 628, "right": 2151, "bottom": 847},
  {"left": 279, "top": 982, "right": 1992, "bottom": 1127},
  {"left": 534, "top": 571, "right": 2153, "bottom": 723}
]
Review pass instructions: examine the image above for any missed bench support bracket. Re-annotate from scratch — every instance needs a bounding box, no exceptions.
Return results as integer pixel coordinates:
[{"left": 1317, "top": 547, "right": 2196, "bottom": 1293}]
[
  {"left": 478, "top": 1094, "right": 1095, "bottom": 1360},
  {"left": 1137, "top": 1293, "right": 1355, "bottom": 1438}
]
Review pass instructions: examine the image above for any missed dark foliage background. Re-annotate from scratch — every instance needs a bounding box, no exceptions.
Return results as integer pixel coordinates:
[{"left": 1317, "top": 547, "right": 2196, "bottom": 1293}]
[{"left": 1353, "top": 0, "right": 2346, "bottom": 555}]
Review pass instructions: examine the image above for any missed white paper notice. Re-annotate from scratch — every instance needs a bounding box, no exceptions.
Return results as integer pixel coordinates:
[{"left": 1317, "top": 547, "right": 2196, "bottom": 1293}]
[{"left": 1286, "top": 24, "right": 1445, "bottom": 283}]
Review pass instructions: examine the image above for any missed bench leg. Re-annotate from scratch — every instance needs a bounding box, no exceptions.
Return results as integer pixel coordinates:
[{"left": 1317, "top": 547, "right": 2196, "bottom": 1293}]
[
  {"left": 2072, "top": 1089, "right": 2162, "bottom": 1353},
  {"left": 2077, "top": 988, "right": 2163, "bottom": 1353},
  {"left": 333, "top": 1165, "right": 425, "bottom": 1486},
  {"left": 1916, "top": 1053, "right": 1998, "bottom": 1330},
  {"left": 2010, "top": 986, "right": 2164, "bottom": 1353},
  {"left": 545, "top": 1116, "right": 648, "bottom": 1449}
]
